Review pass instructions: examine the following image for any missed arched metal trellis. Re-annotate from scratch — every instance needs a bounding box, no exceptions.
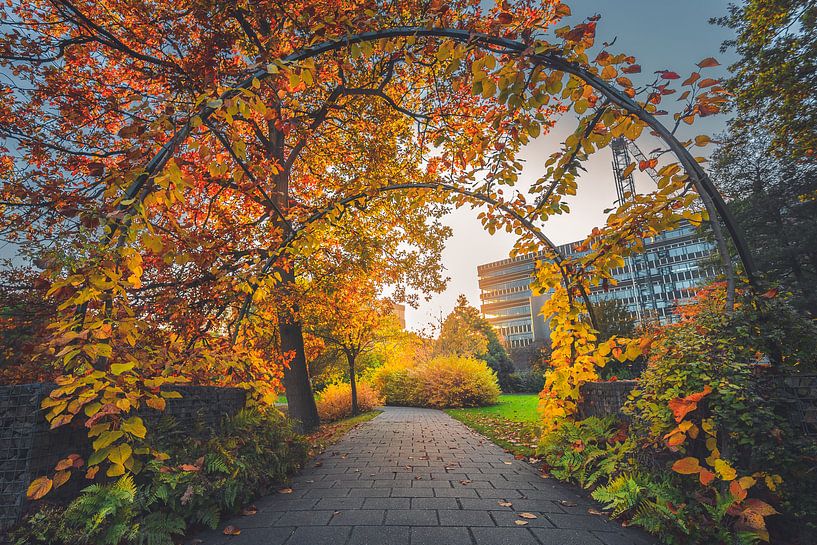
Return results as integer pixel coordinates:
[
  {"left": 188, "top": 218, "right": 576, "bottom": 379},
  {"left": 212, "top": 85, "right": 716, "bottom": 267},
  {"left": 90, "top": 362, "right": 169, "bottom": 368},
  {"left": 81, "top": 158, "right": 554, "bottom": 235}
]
[{"left": 114, "top": 26, "right": 758, "bottom": 306}]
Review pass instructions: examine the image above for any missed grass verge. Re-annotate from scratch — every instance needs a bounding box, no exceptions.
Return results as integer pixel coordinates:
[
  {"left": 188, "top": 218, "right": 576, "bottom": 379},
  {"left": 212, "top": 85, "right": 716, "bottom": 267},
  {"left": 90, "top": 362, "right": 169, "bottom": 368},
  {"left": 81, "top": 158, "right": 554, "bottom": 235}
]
[
  {"left": 306, "top": 410, "right": 382, "bottom": 457},
  {"left": 445, "top": 394, "right": 540, "bottom": 457}
]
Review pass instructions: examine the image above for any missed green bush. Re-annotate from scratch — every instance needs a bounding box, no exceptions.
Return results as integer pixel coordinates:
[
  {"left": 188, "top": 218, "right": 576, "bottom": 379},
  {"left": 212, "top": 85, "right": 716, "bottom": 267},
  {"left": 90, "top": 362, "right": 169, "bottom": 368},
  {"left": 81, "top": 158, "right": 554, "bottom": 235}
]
[
  {"left": 12, "top": 407, "right": 308, "bottom": 545},
  {"left": 538, "top": 286, "right": 817, "bottom": 545},
  {"left": 371, "top": 355, "right": 499, "bottom": 408},
  {"left": 506, "top": 370, "right": 545, "bottom": 393}
]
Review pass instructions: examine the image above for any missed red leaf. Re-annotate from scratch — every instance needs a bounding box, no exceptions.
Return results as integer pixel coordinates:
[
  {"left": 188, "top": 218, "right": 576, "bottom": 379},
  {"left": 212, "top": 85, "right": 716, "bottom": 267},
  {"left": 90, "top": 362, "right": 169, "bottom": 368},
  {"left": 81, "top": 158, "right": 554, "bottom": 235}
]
[
  {"left": 622, "top": 64, "right": 641, "bottom": 74},
  {"left": 660, "top": 71, "right": 680, "bottom": 80},
  {"left": 697, "top": 57, "right": 720, "bottom": 69}
]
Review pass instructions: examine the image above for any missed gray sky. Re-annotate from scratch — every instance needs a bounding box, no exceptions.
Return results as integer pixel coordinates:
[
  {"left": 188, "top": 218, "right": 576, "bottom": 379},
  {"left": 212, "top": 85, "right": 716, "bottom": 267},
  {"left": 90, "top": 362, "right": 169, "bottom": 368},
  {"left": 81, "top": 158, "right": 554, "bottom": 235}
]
[{"left": 404, "top": 0, "right": 739, "bottom": 331}]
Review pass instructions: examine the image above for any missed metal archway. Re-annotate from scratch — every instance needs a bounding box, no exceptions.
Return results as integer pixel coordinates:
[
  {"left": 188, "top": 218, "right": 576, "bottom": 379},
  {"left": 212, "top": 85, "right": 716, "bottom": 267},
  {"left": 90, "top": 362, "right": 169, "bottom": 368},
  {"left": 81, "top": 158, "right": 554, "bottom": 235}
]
[{"left": 115, "top": 26, "right": 758, "bottom": 302}]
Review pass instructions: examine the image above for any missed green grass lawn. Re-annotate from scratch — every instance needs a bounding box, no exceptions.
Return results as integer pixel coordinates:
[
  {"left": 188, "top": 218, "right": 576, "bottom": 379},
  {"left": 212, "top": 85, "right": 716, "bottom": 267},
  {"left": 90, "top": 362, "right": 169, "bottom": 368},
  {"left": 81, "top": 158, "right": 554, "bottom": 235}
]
[{"left": 446, "top": 394, "right": 540, "bottom": 457}]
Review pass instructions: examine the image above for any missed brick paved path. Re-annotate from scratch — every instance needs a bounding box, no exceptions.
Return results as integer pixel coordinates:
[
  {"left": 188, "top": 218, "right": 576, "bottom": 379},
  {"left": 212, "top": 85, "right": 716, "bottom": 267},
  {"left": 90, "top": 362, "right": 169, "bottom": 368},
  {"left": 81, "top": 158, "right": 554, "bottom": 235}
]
[{"left": 196, "top": 407, "right": 656, "bottom": 545}]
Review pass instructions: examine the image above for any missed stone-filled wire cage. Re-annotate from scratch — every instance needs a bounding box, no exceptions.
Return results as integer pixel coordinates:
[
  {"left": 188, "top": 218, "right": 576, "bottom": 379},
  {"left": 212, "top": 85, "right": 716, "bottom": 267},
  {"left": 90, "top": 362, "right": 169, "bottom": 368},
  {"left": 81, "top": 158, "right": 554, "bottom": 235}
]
[
  {"left": 0, "top": 384, "right": 50, "bottom": 531},
  {"left": 0, "top": 383, "right": 246, "bottom": 533},
  {"left": 784, "top": 374, "right": 817, "bottom": 436}
]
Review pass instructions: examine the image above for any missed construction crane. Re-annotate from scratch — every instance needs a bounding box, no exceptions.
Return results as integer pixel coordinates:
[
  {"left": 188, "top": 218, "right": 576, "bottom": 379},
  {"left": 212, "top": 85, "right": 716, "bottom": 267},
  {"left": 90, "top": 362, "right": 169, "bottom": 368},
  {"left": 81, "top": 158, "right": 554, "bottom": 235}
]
[{"left": 609, "top": 137, "right": 675, "bottom": 325}]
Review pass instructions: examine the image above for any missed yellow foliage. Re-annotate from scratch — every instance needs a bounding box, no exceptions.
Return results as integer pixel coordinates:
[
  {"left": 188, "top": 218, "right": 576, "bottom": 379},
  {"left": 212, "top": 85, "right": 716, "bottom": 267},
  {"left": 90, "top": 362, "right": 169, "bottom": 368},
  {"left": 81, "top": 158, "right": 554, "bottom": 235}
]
[{"left": 316, "top": 381, "right": 384, "bottom": 422}]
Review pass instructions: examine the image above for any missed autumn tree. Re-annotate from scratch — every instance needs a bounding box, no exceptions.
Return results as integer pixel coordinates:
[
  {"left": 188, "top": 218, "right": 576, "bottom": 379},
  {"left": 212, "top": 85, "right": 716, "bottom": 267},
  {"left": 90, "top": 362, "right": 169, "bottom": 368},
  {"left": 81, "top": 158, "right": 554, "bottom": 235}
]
[
  {"left": 436, "top": 294, "right": 514, "bottom": 389},
  {"left": 301, "top": 279, "right": 400, "bottom": 416}
]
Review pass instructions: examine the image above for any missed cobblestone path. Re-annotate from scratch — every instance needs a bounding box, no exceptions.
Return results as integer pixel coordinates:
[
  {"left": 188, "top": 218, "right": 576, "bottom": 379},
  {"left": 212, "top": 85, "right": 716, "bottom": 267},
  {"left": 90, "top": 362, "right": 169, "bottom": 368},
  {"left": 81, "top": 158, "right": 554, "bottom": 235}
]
[{"left": 196, "top": 407, "right": 656, "bottom": 545}]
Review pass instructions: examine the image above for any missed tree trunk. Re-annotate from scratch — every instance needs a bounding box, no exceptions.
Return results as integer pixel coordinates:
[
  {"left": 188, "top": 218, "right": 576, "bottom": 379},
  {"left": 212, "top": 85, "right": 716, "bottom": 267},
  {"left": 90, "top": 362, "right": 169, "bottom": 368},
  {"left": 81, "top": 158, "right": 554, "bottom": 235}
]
[
  {"left": 278, "top": 267, "right": 320, "bottom": 432},
  {"left": 346, "top": 351, "right": 359, "bottom": 416},
  {"left": 269, "top": 124, "right": 319, "bottom": 432}
]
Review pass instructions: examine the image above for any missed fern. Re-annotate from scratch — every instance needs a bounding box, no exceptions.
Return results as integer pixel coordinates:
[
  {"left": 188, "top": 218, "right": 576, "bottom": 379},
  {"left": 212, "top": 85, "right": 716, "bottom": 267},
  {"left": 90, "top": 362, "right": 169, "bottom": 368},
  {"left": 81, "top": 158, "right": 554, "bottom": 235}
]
[{"left": 137, "top": 512, "right": 186, "bottom": 545}]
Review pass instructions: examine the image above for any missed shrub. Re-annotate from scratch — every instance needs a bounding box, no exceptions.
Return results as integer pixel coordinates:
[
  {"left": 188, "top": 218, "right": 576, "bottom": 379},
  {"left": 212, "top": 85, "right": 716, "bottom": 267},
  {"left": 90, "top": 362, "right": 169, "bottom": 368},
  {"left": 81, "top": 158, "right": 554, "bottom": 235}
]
[
  {"left": 316, "top": 381, "right": 383, "bottom": 422},
  {"left": 506, "top": 370, "right": 545, "bottom": 393},
  {"left": 538, "top": 286, "right": 817, "bottom": 544},
  {"left": 371, "top": 356, "right": 499, "bottom": 408},
  {"left": 12, "top": 407, "right": 308, "bottom": 545},
  {"left": 370, "top": 362, "right": 420, "bottom": 406}
]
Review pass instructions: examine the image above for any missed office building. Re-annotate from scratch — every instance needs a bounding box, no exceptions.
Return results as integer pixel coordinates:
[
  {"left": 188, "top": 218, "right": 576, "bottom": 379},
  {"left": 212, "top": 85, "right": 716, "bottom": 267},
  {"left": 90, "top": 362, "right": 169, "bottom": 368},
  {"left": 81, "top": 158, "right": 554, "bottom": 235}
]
[{"left": 477, "top": 221, "right": 717, "bottom": 349}]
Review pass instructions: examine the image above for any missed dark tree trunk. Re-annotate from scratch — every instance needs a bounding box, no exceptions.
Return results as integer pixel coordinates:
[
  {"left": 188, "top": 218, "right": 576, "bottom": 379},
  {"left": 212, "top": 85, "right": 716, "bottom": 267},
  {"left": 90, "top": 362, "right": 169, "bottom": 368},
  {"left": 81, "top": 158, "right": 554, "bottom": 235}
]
[
  {"left": 269, "top": 124, "right": 319, "bottom": 432},
  {"left": 346, "top": 350, "right": 359, "bottom": 416},
  {"left": 278, "top": 267, "right": 320, "bottom": 432}
]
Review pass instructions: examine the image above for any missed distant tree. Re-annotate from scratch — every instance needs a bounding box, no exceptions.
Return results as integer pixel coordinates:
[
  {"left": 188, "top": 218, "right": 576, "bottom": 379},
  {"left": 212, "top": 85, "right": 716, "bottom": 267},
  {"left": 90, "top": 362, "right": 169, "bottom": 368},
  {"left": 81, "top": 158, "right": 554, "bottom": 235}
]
[
  {"left": 302, "top": 281, "right": 400, "bottom": 416},
  {"left": 711, "top": 128, "right": 817, "bottom": 314},
  {"left": 714, "top": 1, "right": 817, "bottom": 158},
  {"left": 435, "top": 295, "right": 514, "bottom": 390},
  {"left": 594, "top": 299, "right": 637, "bottom": 341}
]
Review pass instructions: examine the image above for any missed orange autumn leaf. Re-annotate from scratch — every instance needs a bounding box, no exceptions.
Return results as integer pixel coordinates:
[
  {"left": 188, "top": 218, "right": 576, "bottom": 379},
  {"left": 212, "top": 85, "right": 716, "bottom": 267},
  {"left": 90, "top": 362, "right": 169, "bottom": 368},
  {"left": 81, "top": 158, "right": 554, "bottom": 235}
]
[
  {"left": 699, "top": 468, "right": 716, "bottom": 486},
  {"left": 668, "top": 386, "right": 712, "bottom": 423},
  {"left": 672, "top": 457, "right": 701, "bottom": 475},
  {"left": 730, "top": 480, "right": 748, "bottom": 502},
  {"left": 697, "top": 57, "right": 720, "bottom": 68},
  {"left": 222, "top": 525, "right": 241, "bottom": 535},
  {"left": 26, "top": 476, "right": 52, "bottom": 500}
]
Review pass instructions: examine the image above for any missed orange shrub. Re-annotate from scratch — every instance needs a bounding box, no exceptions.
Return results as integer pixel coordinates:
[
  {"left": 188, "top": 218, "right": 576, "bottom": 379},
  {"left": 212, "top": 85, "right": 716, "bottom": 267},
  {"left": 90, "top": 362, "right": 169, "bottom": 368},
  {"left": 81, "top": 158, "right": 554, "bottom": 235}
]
[
  {"left": 370, "top": 356, "right": 499, "bottom": 408},
  {"left": 316, "top": 381, "right": 384, "bottom": 422}
]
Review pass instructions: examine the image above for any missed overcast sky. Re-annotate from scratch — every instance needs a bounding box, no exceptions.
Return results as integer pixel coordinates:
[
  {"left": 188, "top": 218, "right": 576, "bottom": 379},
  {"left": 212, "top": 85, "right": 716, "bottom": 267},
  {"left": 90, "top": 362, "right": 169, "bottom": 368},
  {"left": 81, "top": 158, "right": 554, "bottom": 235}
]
[{"left": 404, "top": 0, "right": 740, "bottom": 331}]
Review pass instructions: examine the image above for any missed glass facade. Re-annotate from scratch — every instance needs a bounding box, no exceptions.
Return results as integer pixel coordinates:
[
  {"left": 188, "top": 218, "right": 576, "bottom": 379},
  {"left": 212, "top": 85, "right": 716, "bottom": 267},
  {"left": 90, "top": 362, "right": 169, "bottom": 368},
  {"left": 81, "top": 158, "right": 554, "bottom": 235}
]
[{"left": 477, "top": 221, "right": 718, "bottom": 348}]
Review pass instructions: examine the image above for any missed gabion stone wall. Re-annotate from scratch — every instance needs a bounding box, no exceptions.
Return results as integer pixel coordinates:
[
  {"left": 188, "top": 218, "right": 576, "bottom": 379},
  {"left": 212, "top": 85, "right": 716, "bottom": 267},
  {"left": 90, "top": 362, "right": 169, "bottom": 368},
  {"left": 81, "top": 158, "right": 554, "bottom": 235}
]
[
  {"left": 577, "top": 375, "right": 817, "bottom": 435},
  {"left": 783, "top": 374, "right": 817, "bottom": 436},
  {"left": 577, "top": 380, "right": 638, "bottom": 419},
  {"left": 0, "top": 383, "right": 245, "bottom": 531}
]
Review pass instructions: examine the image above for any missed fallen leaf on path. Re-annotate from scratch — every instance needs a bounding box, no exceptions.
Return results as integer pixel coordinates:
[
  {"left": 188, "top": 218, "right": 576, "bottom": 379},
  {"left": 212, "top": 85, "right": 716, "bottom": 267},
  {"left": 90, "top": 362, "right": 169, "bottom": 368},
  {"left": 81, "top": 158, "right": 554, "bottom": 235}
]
[
  {"left": 222, "top": 525, "right": 241, "bottom": 535},
  {"left": 277, "top": 487, "right": 293, "bottom": 494},
  {"left": 587, "top": 508, "right": 608, "bottom": 516},
  {"left": 241, "top": 505, "right": 257, "bottom": 516},
  {"left": 503, "top": 461, "right": 513, "bottom": 465},
  {"left": 460, "top": 480, "right": 471, "bottom": 485},
  {"left": 514, "top": 520, "right": 528, "bottom": 526},
  {"left": 519, "top": 512, "right": 538, "bottom": 519},
  {"left": 559, "top": 500, "right": 577, "bottom": 507},
  {"left": 498, "top": 501, "right": 513, "bottom": 507}
]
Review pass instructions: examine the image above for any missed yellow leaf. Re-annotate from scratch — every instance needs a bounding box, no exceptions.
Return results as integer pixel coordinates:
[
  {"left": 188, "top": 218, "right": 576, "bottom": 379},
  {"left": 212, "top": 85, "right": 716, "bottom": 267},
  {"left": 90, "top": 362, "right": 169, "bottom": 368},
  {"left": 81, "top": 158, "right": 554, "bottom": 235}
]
[
  {"left": 26, "top": 477, "right": 52, "bottom": 500},
  {"left": 108, "top": 443, "right": 133, "bottom": 466},
  {"left": 714, "top": 459, "right": 737, "bottom": 481},
  {"left": 106, "top": 463, "right": 126, "bottom": 477},
  {"left": 93, "top": 430, "right": 124, "bottom": 451},
  {"left": 110, "top": 362, "right": 134, "bottom": 375},
  {"left": 121, "top": 417, "right": 147, "bottom": 439}
]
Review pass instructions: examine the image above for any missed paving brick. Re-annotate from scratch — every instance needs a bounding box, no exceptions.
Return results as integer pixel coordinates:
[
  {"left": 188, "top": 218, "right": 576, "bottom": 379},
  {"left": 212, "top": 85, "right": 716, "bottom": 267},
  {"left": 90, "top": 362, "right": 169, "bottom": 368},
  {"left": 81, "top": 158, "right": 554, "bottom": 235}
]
[
  {"left": 410, "top": 526, "right": 472, "bottom": 545},
  {"left": 385, "top": 509, "right": 438, "bottom": 525},
  {"left": 471, "top": 527, "right": 540, "bottom": 545},
  {"left": 348, "top": 526, "right": 411, "bottom": 545},
  {"left": 410, "top": 497, "right": 459, "bottom": 510},
  {"left": 437, "top": 509, "right": 495, "bottom": 526}
]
